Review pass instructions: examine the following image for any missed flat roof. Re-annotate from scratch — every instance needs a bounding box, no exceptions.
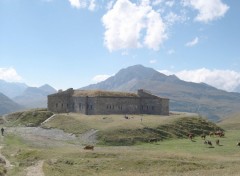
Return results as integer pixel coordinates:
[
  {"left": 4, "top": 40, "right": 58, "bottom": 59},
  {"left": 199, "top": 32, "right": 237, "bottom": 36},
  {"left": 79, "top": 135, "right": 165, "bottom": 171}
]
[{"left": 73, "top": 90, "right": 139, "bottom": 97}]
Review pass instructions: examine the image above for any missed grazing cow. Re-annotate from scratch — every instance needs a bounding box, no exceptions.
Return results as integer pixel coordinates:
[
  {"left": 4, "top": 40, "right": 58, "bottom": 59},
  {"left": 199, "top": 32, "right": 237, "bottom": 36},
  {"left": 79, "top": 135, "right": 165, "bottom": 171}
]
[
  {"left": 236, "top": 142, "right": 240, "bottom": 147},
  {"left": 84, "top": 145, "right": 94, "bottom": 150},
  {"left": 215, "top": 131, "right": 224, "bottom": 137},
  {"left": 188, "top": 133, "right": 194, "bottom": 141},
  {"left": 209, "top": 131, "right": 214, "bottom": 137},
  {"left": 148, "top": 138, "right": 158, "bottom": 143},
  {"left": 201, "top": 134, "right": 206, "bottom": 140},
  {"left": 204, "top": 140, "right": 212, "bottom": 146},
  {"left": 216, "top": 139, "right": 220, "bottom": 146}
]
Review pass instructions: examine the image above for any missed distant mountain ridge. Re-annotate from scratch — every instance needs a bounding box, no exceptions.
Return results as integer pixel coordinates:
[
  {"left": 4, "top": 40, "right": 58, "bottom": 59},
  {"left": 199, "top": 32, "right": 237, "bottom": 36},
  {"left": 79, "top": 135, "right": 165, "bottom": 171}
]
[
  {"left": 82, "top": 65, "right": 240, "bottom": 121},
  {"left": 0, "top": 80, "right": 28, "bottom": 98},
  {"left": 0, "top": 81, "right": 57, "bottom": 115},
  {"left": 0, "top": 92, "right": 23, "bottom": 115},
  {"left": 13, "top": 84, "right": 57, "bottom": 108}
]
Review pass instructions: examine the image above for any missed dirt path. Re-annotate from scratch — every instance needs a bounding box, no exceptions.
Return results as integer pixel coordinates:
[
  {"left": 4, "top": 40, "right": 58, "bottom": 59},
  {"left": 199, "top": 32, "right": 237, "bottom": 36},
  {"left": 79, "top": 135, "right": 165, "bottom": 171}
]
[
  {"left": 6, "top": 127, "right": 98, "bottom": 147},
  {"left": 2, "top": 127, "right": 98, "bottom": 175},
  {"left": 0, "top": 144, "right": 45, "bottom": 176},
  {"left": 26, "top": 160, "right": 44, "bottom": 176},
  {"left": 0, "top": 146, "right": 12, "bottom": 168}
]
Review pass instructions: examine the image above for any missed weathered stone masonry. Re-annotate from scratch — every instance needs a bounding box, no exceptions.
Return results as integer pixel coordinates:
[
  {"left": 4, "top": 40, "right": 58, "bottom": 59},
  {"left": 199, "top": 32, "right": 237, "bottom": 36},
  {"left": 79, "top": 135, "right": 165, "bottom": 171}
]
[{"left": 48, "top": 89, "right": 169, "bottom": 115}]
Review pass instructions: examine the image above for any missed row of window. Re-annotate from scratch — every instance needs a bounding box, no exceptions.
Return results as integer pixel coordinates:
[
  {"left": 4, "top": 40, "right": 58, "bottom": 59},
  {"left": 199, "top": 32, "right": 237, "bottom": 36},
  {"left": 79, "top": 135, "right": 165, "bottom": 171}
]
[
  {"left": 142, "top": 106, "right": 154, "bottom": 110},
  {"left": 106, "top": 105, "right": 123, "bottom": 110},
  {"left": 56, "top": 103, "right": 93, "bottom": 110},
  {"left": 56, "top": 103, "right": 155, "bottom": 111}
]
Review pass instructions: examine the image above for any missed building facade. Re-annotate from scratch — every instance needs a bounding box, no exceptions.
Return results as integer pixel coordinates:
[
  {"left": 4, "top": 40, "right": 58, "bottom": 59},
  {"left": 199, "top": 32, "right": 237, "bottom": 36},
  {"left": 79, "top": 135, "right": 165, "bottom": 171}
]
[{"left": 47, "top": 89, "right": 169, "bottom": 115}]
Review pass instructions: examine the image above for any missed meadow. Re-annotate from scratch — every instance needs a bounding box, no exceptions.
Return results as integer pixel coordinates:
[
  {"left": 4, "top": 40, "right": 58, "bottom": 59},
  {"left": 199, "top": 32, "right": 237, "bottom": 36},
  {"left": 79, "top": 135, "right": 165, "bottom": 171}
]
[{"left": 0, "top": 111, "right": 240, "bottom": 176}]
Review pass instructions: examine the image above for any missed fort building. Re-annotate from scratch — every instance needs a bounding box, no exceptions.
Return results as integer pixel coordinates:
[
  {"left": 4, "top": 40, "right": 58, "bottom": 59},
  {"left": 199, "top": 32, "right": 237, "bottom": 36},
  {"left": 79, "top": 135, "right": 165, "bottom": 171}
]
[{"left": 47, "top": 89, "right": 169, "bottom": 115}]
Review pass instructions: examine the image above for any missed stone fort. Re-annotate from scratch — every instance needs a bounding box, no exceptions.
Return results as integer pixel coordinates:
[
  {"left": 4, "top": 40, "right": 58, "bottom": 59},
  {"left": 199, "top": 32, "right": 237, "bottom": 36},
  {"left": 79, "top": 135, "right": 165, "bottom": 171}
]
[{"left": 47, "top": 89, "right": 169, "bottom": 115}]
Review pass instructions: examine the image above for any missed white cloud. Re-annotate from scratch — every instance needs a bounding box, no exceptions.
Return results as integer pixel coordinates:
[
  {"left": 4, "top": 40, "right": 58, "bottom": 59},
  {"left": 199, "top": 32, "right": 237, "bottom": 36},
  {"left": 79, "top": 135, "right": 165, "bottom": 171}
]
[
  {"left": 69, "top": 0, "right": 99, "bottom": 9},
  {"left": 182, "top": 0, "right": 229, "bottom": 23},
  {"left": 149, "top": 59, "right": 157, "bottom": 64},
  {"left": 185, "top": 37, "right": 198, "bottom": 47},
  {"left": 159, "top": 68, "right": 240, "bottom": 92},
  {"left": 0, "top": 67, "right": 23, "bottom": 82},
  {"left": 68, "top": 0, "right": 81, "bottom": 8},
  {"left": 158, "top": 69, "right": 174, "bottom": 76},
  {"left": 92, "top": 74, "right": 111, "bottom": 83},
  {"left": 164, "top": 11, "right": 187, "bottom": 25},
  {"left": 165, "top": 1, "right": 175, "bottom": 7},
  {"left": 88, "top": 0, "right": 96, "bottom": 11},
  {"left": 106, "top": 0, "right": 114, "bottom": 10},
  {"left": 102, "top": 0, "right": 167, "bottom": 51},
  {"left": 144, "top": 10, "right": 167, "bottom": 50},
  {"left": 152, "top": 0, "right": 163, "bottom": 6}
]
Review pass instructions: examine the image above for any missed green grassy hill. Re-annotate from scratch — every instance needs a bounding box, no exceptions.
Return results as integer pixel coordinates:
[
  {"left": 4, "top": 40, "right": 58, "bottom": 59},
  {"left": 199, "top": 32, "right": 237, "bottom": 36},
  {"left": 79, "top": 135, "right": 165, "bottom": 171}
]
[
  {"left": 2, "top": 111, "right": 240, "bottom": 176},
  {"left": 217, "top": 112, "right": 240, "bottom": 130},
  {"left": 42, "top": 113, "right": 222, "bottom": 145},
  {"left": 1, "top": 108, "right": 53, "bottom": 127}
]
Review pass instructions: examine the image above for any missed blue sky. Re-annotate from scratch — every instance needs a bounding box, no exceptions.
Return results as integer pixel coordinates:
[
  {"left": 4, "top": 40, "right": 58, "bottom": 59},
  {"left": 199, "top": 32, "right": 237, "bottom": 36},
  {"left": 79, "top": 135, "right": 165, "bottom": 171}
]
[{"left": 0, "top": 0, "right": 240, "bottom": 92}]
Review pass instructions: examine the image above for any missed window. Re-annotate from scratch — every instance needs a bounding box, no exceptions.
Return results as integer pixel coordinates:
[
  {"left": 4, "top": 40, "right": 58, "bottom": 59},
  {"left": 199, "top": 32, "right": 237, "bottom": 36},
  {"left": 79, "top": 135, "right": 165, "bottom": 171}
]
[
  {"left": 152, "top": 106, "right": 154, "bottom": 110},
  {"left": 56, "top": 103, "right": 58, "bottom": 108}
]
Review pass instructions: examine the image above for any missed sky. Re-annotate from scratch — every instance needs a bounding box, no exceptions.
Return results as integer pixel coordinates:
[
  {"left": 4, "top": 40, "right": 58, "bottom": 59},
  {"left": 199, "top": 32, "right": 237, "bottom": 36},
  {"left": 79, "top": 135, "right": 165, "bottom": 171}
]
[{"left": 0, "top": 0, "right": 240, "bottom": 92}]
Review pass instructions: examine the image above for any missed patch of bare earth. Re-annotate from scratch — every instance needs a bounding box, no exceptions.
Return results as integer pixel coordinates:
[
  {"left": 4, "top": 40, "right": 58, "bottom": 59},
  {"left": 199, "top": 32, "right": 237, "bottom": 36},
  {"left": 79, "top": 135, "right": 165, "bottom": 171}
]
[{"left": 26, "top": 160, "right": 44, "bottom": 176}]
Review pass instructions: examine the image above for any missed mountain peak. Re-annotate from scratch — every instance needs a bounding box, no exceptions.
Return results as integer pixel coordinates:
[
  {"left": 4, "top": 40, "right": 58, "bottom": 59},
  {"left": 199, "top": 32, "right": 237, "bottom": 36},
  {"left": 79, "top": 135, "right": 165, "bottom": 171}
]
[
  {"left": 81, "top": 64, "right": 240, "bottom": 121},
  {"left": 82, "top": 65, "right": 169, "bottom": 91},
  {"left": 39, "top": 84, "right": 57, "bottom": 93}
]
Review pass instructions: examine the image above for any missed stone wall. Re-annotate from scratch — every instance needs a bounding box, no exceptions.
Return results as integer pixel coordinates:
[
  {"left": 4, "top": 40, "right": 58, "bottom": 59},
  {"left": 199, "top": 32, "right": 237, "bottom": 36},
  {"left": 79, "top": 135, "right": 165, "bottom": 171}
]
[
  {"left": 48, "top": 89, "right": 169, "bottom": 115},
  {"left": 89, "top": 97, "right": 140, "bottom": 115},
  {"left": 48, "top": 88, "right": 74, "bottom": 113}
]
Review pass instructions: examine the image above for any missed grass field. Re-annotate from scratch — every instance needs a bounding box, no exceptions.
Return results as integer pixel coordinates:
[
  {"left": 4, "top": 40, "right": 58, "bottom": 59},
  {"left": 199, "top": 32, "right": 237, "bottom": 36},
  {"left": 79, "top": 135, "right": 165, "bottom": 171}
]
[
  {"left": 2, "top": 130, "right": 240, "bottom": 176},
  {"left": 218, "top": 112, "right": 240, "bottom": 130},
  {"left": 1, "top": 111, "right": 240, "bottom": 176},
  {"left": 42, "top": 112, "right": 222, "bottom": 145}
]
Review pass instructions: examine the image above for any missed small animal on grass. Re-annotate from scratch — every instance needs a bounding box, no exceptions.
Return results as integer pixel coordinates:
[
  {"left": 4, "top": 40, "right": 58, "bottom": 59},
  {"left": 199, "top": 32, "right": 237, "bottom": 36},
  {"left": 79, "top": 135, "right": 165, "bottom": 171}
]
[
  {"left": 188, "top": 133, "right": 194, "bottom": 140},
  {"left": 84, "top": 145, "right": 94, "bottom": 150},
  {"left": 201, "top": 134, "right": 206, "bottom": 140},
  {"left": 236, "top": 142, "right": 240, "bottom": 147},
  {"left": 209, "top": 131, "right": 214, "bottom": 137},
  {"left": 216, "top": 139, "right": 220, "bottom": 145},
  {"left": 148, "top": 138, "right": 158, "bottom": 143},
  {"left": 215, "top": 130, "right": 224, "bottom": 137},
  {"left": 204, "top": 140, "right": 212, "bottom": 146}
]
